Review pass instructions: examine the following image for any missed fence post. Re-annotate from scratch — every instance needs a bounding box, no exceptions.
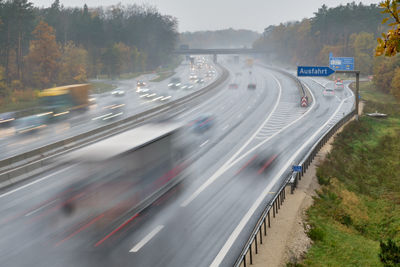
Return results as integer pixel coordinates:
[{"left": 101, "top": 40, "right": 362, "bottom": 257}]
[
  {"left": 250, "top": 244, "right": 253, "bottom": 264},
  {"left": 268, "top": 210, "right": 271, "bottom": 227}
]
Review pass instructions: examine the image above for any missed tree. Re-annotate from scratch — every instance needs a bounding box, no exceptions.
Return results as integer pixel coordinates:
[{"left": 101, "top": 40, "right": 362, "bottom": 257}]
[
  {"left": 390, "top": 67, "right": 400, "bottom": 101},
  {"left": 376, "top": 0, "right": 400, "bottom": 56},
  {"left": 58, "top": 41, "right": 88, "bottom": 84},
  {"left": 24, "top": 21, "right": 61, "bottom": 88}
]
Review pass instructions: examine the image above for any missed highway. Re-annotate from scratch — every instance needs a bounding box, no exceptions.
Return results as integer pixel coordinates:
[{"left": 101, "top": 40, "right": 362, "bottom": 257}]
[
  {"left": 0, "top": 60, "right": 219, "bottom": 160},
  {"left": 0, "top": 58, "right": 354, "bottom": 267}
]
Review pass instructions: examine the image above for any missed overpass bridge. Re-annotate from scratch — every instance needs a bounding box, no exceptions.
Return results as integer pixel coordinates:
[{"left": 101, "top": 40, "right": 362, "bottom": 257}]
[{"left": 172, "top": 48, "right": 267, "bottom": 62}]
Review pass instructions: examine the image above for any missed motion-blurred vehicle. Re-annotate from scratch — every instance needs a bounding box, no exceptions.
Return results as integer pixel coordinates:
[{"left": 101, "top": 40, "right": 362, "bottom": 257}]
[
  {"left": 196, "top": 77, "right": 205, "bottom": 84},
  {"left": 189, "top": 74, "right": 198, "bottom": 81},
  {"left": 229, "top": 83, "right": 239, "bottom": 89},
  {"left": 190, "top": 115, "right": 214, "bottom": 133},
  {"left": 0, "top": 112, "right": 16, "bottom": 127},
  {"left": 168, "top": 77, "right": 182, "bottom": 89},
  {"left": 334, "top": 79, "right": 344, "bottom": 90},
  {"left": 181, "top": 83, "right": 194, "bottom": 90},
  {"left": 111, "top": 89, "right": 125, "bottom": 96},
  {"left": 15, "top": 114, "right": 47, "bottom": 134},
  {"left": 247, "top": 83, "right": 256, "bottom": 89},
  {"left": 56, "top": 122, "right": 188, "bottom": 227},
  {"left": 323, "top": 88, "right": 335, "bottom": 97},
  {"left": 38, "top": 84, "right": 91, "bottom": 121},
  {"left": 136, "top": 81, "right": 146, "bottom": 88},
  {"left": 136, "top": 87, "right": 150, "bottom": 94}
]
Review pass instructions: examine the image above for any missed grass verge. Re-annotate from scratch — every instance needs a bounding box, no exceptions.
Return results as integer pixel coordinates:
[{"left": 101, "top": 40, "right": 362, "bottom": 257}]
[{"left": 294, "top": 83, "right": 400, "bottom": 266}]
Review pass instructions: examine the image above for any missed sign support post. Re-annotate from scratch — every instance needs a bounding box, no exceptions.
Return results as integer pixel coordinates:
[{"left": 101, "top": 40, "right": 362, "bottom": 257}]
[{"left": 335, "top": 70, "right": 360, "bottom": 121}]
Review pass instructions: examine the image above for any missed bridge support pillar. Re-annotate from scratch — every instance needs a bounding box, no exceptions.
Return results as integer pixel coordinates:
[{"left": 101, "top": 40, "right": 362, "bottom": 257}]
[{"left": 213, "top": 54, "right": 217, "bottom": 63}]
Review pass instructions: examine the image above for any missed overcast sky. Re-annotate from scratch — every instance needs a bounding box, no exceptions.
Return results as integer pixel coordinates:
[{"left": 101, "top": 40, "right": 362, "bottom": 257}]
[{"left": 31, "top": 0, "right": 380, "bottom": 32}]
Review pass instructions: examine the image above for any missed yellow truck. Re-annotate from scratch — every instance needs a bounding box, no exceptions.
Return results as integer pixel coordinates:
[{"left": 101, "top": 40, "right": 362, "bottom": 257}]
[{"left": 38, "top": 84, "right": 91, "bottom": 119}]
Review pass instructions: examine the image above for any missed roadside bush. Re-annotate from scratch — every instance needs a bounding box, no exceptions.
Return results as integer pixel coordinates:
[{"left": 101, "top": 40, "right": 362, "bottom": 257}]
[
  {"left": 308, "top": 226, "right": 325, "bottom": 242},
  {"left": 379, "top": 239, "right": 400, "bottom": 267}
]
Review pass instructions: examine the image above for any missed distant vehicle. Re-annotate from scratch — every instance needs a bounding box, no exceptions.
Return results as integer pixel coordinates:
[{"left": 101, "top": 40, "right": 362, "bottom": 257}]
[
  {"left": 136, "top": 87, "right": 150, "bottom": 94},
  {"left": 56, "top": 122, "right": 188, "bottom": 224},
  {"left": 334, "top": 79, "right": 344, "bottom": 90},
  {"left": 168, "top": 77, "right": 182, "bottom": 89},
  {"left": 111, "top": 89, "right": 125, "bottom": 96},
  {"left": 323, "top": 88, "right": 335, "bottom": 96},
  {"left": 181, "top": 83, "right": 194, "bottom": 90},
  {"left": 190, "top": 115, "right": 214, "bottom": 133},
  {"left": 196, "top": 78, "right": 205, "bottom": 84},
  {"left": 205, "top": 70, "right": 215, "bottom": 77},
  {"left": 38, "top": 84, "right": 91, "bottom": 120},
  {"left": 136, "top": 81, "right": 146, "bottom": 88},
  {"left": 0, "top": 112, "right": 16, "bottom": 127},
  {"left": 229, "top": 83, "right": 239, "bottom": 89},
  {"left": 189, "top": 74, "right": 198, "bottom": 81},
  {"left": 247, "top": 83, "right": 256, "bottom": 89}
]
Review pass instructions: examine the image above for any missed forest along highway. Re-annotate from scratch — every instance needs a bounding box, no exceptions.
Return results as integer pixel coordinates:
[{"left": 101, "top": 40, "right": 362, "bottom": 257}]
[
  {"left": 0, "top": 58, "right": 219, "bottom": 160},
  {"left": 0, "top": 58, "right": 354, "bottom": 267}
]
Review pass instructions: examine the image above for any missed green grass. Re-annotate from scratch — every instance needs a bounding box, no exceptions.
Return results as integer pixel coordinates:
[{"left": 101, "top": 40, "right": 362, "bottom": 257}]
[
  {"left": 297, "top": 83, "right": 400, "bottom": 266},
  {"left": 90, "top": 81, "right": 117, "bottom": 94}
]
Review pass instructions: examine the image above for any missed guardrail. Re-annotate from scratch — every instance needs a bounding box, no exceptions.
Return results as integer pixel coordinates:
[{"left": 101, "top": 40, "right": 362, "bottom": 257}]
[
  {"left": 233, "top": 79, "right": 356, "bottom": 267},
  {"left": 257, "top": 64, "right": 311, "bottom": 106},
  {"left": 0, "top": 64, "right": 229, "bottom": 188}
]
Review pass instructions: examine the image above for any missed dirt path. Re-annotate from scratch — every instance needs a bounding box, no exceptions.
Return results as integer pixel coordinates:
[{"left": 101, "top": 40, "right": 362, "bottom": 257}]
[{"left": 251, "top": 102, "right": 364, "bottom": 267}]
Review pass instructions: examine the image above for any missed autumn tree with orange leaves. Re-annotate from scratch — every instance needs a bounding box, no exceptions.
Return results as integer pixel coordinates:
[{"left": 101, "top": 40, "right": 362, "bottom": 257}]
[{"left": 24, "top": 21, "right": 61, "bottom": 88}]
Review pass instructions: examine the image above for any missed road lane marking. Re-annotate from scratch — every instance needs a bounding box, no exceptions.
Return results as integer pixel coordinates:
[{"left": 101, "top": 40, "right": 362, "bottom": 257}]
[
  {"left": 129, "top": 225, "right": 164, "bottom": 253},
  {"left": 180, "top": 73, "right": 282, "bottom": 208},
  {"left": 0, "top": 165, "right": 76, "bottom": 199},
  {"left": 222, "top": 125, "right": 229, "bottom": 130},
  {"left": 25, "top": 199, "right": 57, "bottom": 217},
  {"left": 227, "top": 82, "right": 316, "bottom": 168},
  {"left": 210, "top": 88, "right": 353, "bottom": 267},
  {"left": 200, "top": 140, "right": 209, "bottom": 147}
]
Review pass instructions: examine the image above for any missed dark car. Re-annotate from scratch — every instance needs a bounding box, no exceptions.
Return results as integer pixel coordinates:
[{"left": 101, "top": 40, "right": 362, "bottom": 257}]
[
  {"left": 247, "top": 83, "right": 256, "bottom": 89},
  {"left": 190, "top": 115, "right": 214, "bottom": 133}
]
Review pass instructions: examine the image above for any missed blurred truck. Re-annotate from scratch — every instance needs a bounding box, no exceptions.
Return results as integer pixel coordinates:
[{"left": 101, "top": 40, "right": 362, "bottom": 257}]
[
  {"left": 52, "top": 122, "right": 189, "bottom": 233},
  {"left": 38, "top": 84, "right": 91, "bottom": 120}
]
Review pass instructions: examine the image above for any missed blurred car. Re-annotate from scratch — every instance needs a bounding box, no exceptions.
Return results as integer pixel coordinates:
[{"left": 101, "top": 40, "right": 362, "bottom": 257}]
[
  {"left": 247, "top": 83, "right": 256, "bottom": 89},
  {"left": 229, "top": 83, "right": 239, "bottom": 89},
  {"left": 136, "top": 81, "right": 146, "bottom": 88},
  {"left": 190, "top": 115, "right": 214, "bottom": 133},
  {"left": 15, "top": 114, "right": 47, "bottom": 134},
  {"left": 0, "top": 112, "right": 16, "bottom": 127},
  {"left": 181, "top": 83, "right": 194, "bottom": 90},
  {"left": 189, "top": 74, "right": 198, "bottom": 81},
  {"left": 136, "top": 87, "right": 150, "bottom": 94},
  {"left": 111, "top": 89, "right": 125, "bottom": 96},
  {"left": 323, "top": 88, "right": 335, "bottom": 96},
  {"left": 168, "top": 77, "right": 182, "bottom": 89},
  {"left": 334, "top": 79, "right": 344, "bottom": 90},
  {"left": 196, "top": 77, "right": 205, "bottom": 84}
]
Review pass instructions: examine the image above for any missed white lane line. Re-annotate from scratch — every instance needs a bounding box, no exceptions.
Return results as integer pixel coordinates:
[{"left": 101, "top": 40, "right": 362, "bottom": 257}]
[
  {"left": 210, "top": 89, "right": 352, "bottom": 267},
  {"left": 0, "top": 165, "right": 76, "bottom": 199},
  {"left": 25, "top": 199, "right": 57, "bottom": 216},
  {"left": 228, "top": 82, "right": 315, "bottom": 168},
  {"left": 129, "top": 225, "right": 164, "bottom": 253},
  {"left": 200, "top": 140, "right": 209, "bottom": 147},
  {"left": 180, "top": 73, "right": 282, "bottom": 208},
  {"left": 222, "top": 125, "right": 229, "bottom": 130}
]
